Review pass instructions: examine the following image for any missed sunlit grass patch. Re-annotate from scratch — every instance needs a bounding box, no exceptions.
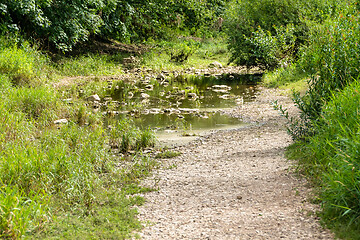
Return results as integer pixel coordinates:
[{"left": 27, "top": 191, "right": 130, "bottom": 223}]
[
  {"left": 141, "top": 37, "right": 230, "bottom": 71},
  {"left": 53, "top": 54, "right": 123, "bottom": 77}
]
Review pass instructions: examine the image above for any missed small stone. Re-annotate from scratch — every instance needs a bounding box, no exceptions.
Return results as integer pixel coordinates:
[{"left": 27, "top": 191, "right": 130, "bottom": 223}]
[
  {"left": 54, "top": 119, "right": 68, "bottom": 125},
  {"left": 145, "top": 85, "right": 154, "bottom": 91},
  {"left": 157, "top": 73, "right": 166, "bottom": 81},
  {"left": 86, "top": 94, "right": 101, "bottom": 102},
  {"left": 187, "top": 93, "right": 197, "bottom": 99},
  {"left": 141, "top": 93, "right": 150, "bottom": 99},
  {"left": 237, "top": 195, "right": 243, "bottom": 200},
  {"left": 209, "top": 61, "right": 223, "bottom": 68}
]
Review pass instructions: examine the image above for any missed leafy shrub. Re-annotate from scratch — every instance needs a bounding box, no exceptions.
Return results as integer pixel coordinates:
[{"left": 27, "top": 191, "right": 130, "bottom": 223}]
[
  {"left": 1, "top": 0, "right": 228, "bottom": 51},
  {"left": 284, "top": 4, "right": 360, "bottom": 139},
  {"left": 225, "top": 0, "right": 342, "bottom": 69},
  {"left": 166, "top": 40, "right": 200, "bottom": 63}
]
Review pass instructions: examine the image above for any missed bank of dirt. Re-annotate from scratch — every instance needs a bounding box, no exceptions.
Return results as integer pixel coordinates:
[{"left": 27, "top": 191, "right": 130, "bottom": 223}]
[{"left": 135, "top": 87, "right": 334, "bottom": 239}]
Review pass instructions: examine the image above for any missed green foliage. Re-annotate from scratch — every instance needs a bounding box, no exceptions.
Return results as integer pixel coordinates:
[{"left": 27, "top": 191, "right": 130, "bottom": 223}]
[
  {"left": 155, "top": 150, "right": 181, "bottom": 159},
  {"left": 262, "top": 64, "right": 307, "bottom": 88},
  {"left": 0, "top": 185, "right": 49, "bottom": 239},
  {"left": 53, "top": 54, "right": 122, "bottom": 77},
  {"left": 290, "top": 81, "right": 360, "bottom": 235},
  {"left": 109, "top": 119, "right": 155, "bottom": 152},
  {"left": 0, "top": 36, "right": 159, "bottom": 237},
  {"left": 284, "top": 4, "right": 360, "bottom": 139},
  {"left": 225, "top": 0, "right": 342, "bottom": 69},
  {"left": 1, "top": 0, "right": 228, "bottom": 51},
  {"left": 5, "top": 87, "right": 62, "bottom": 126},
  {"left": 165, "top": 40, "right": 200, "bottom": 63},
  {"left": 0, "top": 40, "right": 49, "bottom": 86}
]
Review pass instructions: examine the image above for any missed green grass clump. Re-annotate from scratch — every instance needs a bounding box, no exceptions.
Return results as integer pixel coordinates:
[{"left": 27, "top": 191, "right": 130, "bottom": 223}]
[
  {"left": 262, "top": 64, "right": 308, "bottom": 89},
  {"left": 155, "top": 150, "right": 181, "bottom": 159},
  {"left": 289, "top": 80, "right": 360, "bottom": 237},
  {"left": 0, "top": 40, "right": 50, "bottom": 86},
  {"left": 109, "top": 119, "right": 156, "bottom": 152},
  {"left": 5, "top": 86, "right": 63, "bottom": 127},
  {"left": 0, "top": 185, "right": 49, "bottom": 239},
  {"left": 0, "top": 37, "right": 159, "bottom": 238}
]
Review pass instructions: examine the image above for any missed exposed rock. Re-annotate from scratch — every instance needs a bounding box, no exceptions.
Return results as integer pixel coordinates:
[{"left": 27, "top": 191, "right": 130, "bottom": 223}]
[
  {"left": 212, "top": 85, "right": 232, "bottom": 90},
  {"left": 141, "top": 93, "right": 150, "bottom": 99},
  {"left": 157, "top": 73, "right": 166, "bottom": 81},
  {"left": 187, "top": 93, "right": 198, "bottom": 99},
  {"left": 209, "top": 61, "right": 223, "bottom": 68},
  {"left": 87, "top": 94, "right": 101, "bottom": 102},
  {"left": 54, "top": 119, "right": 68, "bottom": 125},
  {"left": 179, "top": 108, "right": 199, "bottom": 114},
  {"left": 219, "top": 94, "right": 234, "bottom": 99},
  {"left": 149, "top": 108, "right": 161, "bottom": 114},
  {"left": 122, "top": 56, "right": 140, "bottom": 68},
  {"left": 145, "top": 85, "right": 154, "bottom": 91},
  {"left": 212, "top": 89, "right": 229, "bottom": 93}
]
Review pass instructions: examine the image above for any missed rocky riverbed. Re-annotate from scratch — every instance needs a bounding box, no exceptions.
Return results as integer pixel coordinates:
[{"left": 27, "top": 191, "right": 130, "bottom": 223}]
[{"left": 134, "top": 87, "right": 334, "bottom": 239}]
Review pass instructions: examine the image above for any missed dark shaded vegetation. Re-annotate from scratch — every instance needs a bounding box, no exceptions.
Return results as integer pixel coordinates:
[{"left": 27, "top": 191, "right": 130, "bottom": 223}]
[{"left": 1, "top": 0, "right": 229, "bottom": 52}]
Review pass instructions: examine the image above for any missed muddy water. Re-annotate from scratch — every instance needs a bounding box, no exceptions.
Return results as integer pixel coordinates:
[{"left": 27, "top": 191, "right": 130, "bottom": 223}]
[{"left": 105, "top": 73, "right": 260, "bottom": 146}]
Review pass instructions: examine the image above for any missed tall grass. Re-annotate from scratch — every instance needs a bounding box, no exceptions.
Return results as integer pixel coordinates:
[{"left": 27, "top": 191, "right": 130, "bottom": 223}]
[
  {"left": 281, "top": 2, "right": 360, "bottom": 237},
  {"left": 288, "top": 81, "right": 360, "bottom": 235},
  {"left": 0, "top": 39, "right": 50, "bottom": 86},
  {"left": 53, "top": 54, "right": 123, "bottom": 77},
  {"left": 0, "top": 36, "right": 157, "bottom": 238}
]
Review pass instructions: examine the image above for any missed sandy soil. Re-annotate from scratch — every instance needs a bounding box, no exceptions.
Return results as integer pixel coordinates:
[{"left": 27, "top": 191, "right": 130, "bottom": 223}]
[{"left": 135, "top": 87, "right": 334, "bottom": 239}]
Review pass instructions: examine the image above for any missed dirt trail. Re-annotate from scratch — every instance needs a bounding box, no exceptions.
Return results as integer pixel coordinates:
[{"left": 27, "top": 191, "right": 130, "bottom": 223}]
[{"left": 136, "top": 87, "right": 334, "bottom": 239}]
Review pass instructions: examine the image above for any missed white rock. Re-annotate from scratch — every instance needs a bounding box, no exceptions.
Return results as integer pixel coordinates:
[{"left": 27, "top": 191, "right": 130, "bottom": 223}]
[
  {"left": 86, "top": 94, "right": 101, "bottom": 102},
  {"left": 141, "top": 93, "right": 150, "bottom": 99},
  {"left": 54, "top": 119, "right": 68, "bottom": 124}
]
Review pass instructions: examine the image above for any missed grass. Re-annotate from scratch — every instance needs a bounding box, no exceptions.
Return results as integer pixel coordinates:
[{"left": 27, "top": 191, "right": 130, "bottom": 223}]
[
  {"left": 285, "top": 80, "right": 360, "bottom": 239},
  {"left": 52, "top": 53, "right": 123, "bottom": 77},
  {"left": 141, "top": 37, "right": 230, "bottom": 71},
  {"left": 155, "top": 150, "right": 181, "bottom": 159},
  {"left": 262, "top": 64, "right": 308, "bottom": 93},
  {"left": 0, "top": 36, "right": 165, "bottom": 238}
]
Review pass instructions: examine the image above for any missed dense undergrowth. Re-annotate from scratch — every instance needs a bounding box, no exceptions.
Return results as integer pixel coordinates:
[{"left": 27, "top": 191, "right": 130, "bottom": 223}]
[{"left": 0, "top": 39, "right": 161, "bottom": 239}]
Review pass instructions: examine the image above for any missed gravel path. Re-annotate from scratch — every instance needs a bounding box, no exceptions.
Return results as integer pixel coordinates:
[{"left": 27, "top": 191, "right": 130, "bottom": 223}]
[{"left": 136, "top": 87, "right": 334, "bottom": 240}]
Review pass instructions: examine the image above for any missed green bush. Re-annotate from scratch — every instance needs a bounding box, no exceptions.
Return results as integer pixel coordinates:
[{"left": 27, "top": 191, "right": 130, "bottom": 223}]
[
  {"left": 225, "top": 0, "right": 342, "bottom": 69},
  {"left": 287, "top": 4, "right": 360, "bottom": 139},
  {"left": 1, "top": 0, "right": 228, "bottom": 51},
  {"left": 166, "top": 40, "right": 200, "bottom": 63}
]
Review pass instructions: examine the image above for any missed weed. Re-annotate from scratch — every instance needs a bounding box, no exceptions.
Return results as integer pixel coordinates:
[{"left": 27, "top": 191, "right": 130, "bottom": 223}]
[{"left": 155, "top": 150, "right": 181, "bottom": 159}]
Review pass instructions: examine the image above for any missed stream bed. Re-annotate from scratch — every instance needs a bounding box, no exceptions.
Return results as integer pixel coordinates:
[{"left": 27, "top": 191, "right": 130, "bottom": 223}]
[{"left": 102, "top": 73, "right": 261, "bottom": 146}]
